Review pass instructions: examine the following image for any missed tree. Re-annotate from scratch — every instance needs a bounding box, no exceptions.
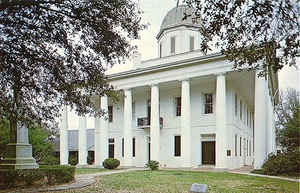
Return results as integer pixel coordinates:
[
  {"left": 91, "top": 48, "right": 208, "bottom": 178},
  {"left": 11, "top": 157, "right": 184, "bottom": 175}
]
[
  {"left": 275, "top": 88, "right": 300, "bottom": 152},
  {"left": 0, "top": 0, "right": 145, "bottom": 138},
  {"left": 275, "top": 88, "right": 299, "bottom": 130},
  {"left": 0, "top": 0, "right": 145, "bottom": 169},
  {"left": 182, "top": 0, "right": 300, "bottom": 76}
]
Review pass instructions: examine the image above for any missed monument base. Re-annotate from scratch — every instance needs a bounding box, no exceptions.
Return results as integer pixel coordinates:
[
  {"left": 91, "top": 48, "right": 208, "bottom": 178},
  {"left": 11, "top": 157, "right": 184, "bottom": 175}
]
[{"left": 0, "top": 143, "right": 38, "bottom": 169}]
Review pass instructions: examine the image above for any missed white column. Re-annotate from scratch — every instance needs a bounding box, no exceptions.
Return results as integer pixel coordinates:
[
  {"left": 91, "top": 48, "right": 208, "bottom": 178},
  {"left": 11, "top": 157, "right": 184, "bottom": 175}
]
[
  {"left": 254, "top": 73, "right": 267, "bottom": 169},
  {"left": 150, "top": 84, "right": 160, "bottom": 162},
  {"left": 181, "top": 79, "right": 192, "bottom": 167},
  {"left": 124, "top": 89, "right": 133, "bottom": 167},
  {"left": 78, "top": 116, "right": 87, "bottom": 165},
  {"left": 215, "top": 73, "right": 227, "bottom": 168},
  {"left": 94, "top": 96, "right": 108, "bottom": 166},
  {"left": 267, "top": 89, "right": 275, "bottom": 155},
  {"left": 60, "top": 105, "right": 69, "bottom": 165}
]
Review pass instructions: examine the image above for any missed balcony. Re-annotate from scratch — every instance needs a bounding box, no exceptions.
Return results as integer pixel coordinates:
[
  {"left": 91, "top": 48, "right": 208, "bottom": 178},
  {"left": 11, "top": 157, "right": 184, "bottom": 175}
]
[{"left": 137, "top": 117, "right": 163, "bottom": 129}]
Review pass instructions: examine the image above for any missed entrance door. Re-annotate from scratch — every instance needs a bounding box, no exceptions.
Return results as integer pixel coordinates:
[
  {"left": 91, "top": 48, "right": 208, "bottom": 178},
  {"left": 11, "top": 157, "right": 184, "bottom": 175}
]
[
  {"left": 147, "top": 136, "right": 151, "bottom": 162},
  {"left": 202, "top": 141, "right": 215, "bottom": 165}
]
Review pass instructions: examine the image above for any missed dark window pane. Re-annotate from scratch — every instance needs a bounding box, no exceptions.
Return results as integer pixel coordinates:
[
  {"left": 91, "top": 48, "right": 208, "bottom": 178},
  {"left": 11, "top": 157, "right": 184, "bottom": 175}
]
[
  {"left": 204, "top": 94, "right": 213, "bottom": 114},
  {"left": 174, "top": 136, "right": 181, "bottom": 157},
  {"left": 176, "top": 97, "right": 181, "bottom": 116},
  {"left": 109, "top": 144, "right": 114, "bottom": 158},
  {"left": 132, "top": 138, "right": 136, "bottom": 157},
  {"left": 122, "top": 138, "right": 124, "bottom": 157},
  {"left": 108, "top": 106, "right": 113, "bottom": 122}
]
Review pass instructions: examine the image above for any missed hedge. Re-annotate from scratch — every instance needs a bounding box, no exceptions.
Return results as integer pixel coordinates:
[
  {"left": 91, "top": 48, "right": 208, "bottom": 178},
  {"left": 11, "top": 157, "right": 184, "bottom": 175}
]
[{"left": 0, "top": 165, "right": 75, "bottom": 188}]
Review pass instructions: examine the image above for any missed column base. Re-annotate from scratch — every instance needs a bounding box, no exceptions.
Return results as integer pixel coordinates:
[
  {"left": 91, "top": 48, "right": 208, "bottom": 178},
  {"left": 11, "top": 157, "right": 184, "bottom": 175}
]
[{"left": 0, "top": 143, "right": 38, "bottom": 169}]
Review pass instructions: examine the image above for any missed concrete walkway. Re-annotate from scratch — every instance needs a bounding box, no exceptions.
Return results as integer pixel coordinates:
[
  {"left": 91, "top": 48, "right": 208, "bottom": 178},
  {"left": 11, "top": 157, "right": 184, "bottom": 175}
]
[{"left": 228, "top": 166, "right": 300, "bottom": 183}]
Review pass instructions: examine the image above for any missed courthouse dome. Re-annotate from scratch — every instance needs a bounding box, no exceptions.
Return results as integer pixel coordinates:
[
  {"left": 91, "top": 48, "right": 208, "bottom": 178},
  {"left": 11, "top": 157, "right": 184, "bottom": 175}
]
[{"left": 157, "top": 5, "right": 200, "bottom": 39}]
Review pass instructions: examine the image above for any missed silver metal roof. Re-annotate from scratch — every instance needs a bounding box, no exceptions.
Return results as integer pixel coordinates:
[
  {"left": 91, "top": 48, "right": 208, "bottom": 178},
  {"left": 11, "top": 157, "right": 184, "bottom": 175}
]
[{"left": 157, "top": 5, "right": 200, "bottom": 39}]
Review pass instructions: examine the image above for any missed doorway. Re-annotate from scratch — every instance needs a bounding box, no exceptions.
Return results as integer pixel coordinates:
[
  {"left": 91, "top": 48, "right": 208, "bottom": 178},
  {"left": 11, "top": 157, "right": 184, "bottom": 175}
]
[{"left": 202, "top": 141, "right": 215, "bottom": 165}]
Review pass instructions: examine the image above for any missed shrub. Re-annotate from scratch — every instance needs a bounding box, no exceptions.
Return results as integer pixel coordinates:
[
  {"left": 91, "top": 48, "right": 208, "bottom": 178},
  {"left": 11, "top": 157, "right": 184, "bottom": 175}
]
[
  {"left": 102, "top": 158, "right": 120, "bottom": 169},
  {"left": 68, "top": 154, "right": 78, "bottom": 166},
  {"left": 40, "top": 155, "right": 60, "bottom": 165},
  {"left": 262, "top": 150, "right": 300, "bottom": 176},
  {"left": 40, "top": 165, "right": 75, "bottom": 185},
  {"left": 0, "top": 165, "right": 75, "bottom": 188},
  {"left": 146, "top": 160, "right": 159, "bottom": 170}
]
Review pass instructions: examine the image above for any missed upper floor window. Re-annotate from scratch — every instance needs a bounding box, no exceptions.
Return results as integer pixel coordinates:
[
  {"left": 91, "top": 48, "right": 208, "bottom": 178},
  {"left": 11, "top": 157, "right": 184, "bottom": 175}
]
[
  {"left": 108, "top": 105, "right": 113, "bottom": 122},
  {"left": 171, "top": 36, "right": 176, "bottom": 54},
  {"left": 240, "top": 100, "right": 243, "bottom": 121},
  {"left": 204, "top": 93, "right": 213, "bottom": 114},
  {"left": 235, "top": 94, "right": 238, "bottom": 116},
  {"left": 247, "top": 109, "right": 249, "bottom": 126},
  {"left": 190, "top": 36, "right": 195, "bottom": 51},
  {"left": 175, "top": 97, "right": 181, "bottom": 116},
  {"left": 235, "top": 134, "right": 237, "bottom": 156},
  {"left": 132, "top": 102, "right": 136, "bottom": 118}
]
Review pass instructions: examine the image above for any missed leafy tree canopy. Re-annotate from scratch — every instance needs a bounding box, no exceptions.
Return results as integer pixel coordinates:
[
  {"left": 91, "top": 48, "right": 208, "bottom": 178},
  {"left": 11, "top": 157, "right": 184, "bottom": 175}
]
[
  {"left": 183, "top": 0, "right": 300, "bottom": 75},
  {"left": 275, "top": 88, "right": 300, "bottom": 152},
  {"left": 0, "top": 0, "right": 145, "bottom": 139}
]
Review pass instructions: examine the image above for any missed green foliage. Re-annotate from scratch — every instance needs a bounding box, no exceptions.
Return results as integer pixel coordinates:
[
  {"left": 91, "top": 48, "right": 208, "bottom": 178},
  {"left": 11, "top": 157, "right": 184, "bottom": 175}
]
[
  {"left": 278, "top": 106, "right": 300, "bottom": 152},
  {"left": 0, "top": 165, "right": 75, "bottom": 188},
  {"left": 41, "top": 155, "right": 60, "bottom": 165},
  {"left": 0, "top": 119, "right": 55, "bottom": 163},
  {"left": 0, "top": 0, "right": 145, "bottom": 132},
  {"left": 0, "top": 119, "right": 10, "bottom": 158},
  {"left": 28, "top": 125, "right": 55, "bottom": 162},
  {"left": 262, "top": 150, "right": 300, "bottom": 176},
  {"left": 183, "top": 0, "right": 299, "bottom": 75},
  {"left": 68, "top": 153, "right": 79, "bottom": 166},
  {"left": 102, "top": 158, "right": 120, "bottom": 169},
  {"left": 40, "top": 165, "right": 75, "bottom": 185},
  {"left": 146, "top": 160, "right": 159, "bottom": 171}
]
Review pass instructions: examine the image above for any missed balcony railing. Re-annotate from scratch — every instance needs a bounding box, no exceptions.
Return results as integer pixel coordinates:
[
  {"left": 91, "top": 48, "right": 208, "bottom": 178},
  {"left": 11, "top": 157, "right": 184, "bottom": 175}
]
[{"left": 137, "top": 117, "right": 163, "bottom": 129}]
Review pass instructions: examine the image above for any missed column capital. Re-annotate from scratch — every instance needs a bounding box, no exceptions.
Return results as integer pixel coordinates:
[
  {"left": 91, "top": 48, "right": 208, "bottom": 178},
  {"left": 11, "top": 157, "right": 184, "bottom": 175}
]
[
  {"left": 215, "top": 72, "right": 227, "bottom": 77},
  {"left": 178, "top": 78, "right": 190, "bottom": 82},
  {"left": 123, "top": 88, "right": 132, "bottom": 92},
  {"left": 149, "top": 83, "right": 159, "bottom": 87}
]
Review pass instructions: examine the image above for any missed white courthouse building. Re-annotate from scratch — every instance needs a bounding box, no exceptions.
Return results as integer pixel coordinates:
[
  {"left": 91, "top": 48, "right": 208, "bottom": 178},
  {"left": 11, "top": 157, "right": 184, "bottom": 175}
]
[{"left": 59, "top": 6, "right": 277, "bottom": 169}]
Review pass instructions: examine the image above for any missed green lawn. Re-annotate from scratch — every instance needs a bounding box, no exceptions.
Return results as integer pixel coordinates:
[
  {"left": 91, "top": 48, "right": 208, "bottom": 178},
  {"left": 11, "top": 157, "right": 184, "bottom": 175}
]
[
  {"left": 75, "top": 168, "right": 108, "bottom": 175},
  {"left": 92, "top": 170, "right": 299, "bottom": 193}
]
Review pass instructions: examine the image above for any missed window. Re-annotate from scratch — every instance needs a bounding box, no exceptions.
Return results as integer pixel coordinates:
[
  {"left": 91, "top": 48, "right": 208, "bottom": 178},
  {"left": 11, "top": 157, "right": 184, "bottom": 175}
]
[
  {"left": 235, "top": 134, "right": 237, "bottom": 156},
  {"left": 240, "top": 137, "right": 242, "bottom": 156},
  {"left": 174, "top": 136, "right": 181, "bottom": 156},
  {"left": 247, "top": 109, "right": 249, "bottom": 126},
  {"left": 247, "top": 140, "right": 248, "bottom": 156},
  {"left": 175, "top": 97, "right": 181, "bottom": 116},
  {"left": 240, "top": 100, "right": 242, "bottom": 120},
  {"left": 204, "top": 94, "right": 213, "bottom": 114},
  {"left": 132, "top": 138, "right": 136, "bottom": 157},
  {"left": 108, "top": 138, "right": 115, "bottom": 158},
  {"left": 159, "top": 43, "right": 162, "bottom": 58},
  {"left": 249, "top": 140, "right": 251, "bottom": 156},
  {"left": 132, "top": 102, "right": 136, "bottom": 118},
  {"left": 171, "top": 36, "right": 176, "bottom": 54},
  {"left": 108, "top": 106, "right": 113, "bottom": 122},
  {"left": 121, "top": 138, "right": 124, "bottom": 157},
  {"left": 190, "top": 36, "right": 195, "bottom": 51},
  {"left": 235, "top": 94, "right": 238, "bottom": 116}
]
